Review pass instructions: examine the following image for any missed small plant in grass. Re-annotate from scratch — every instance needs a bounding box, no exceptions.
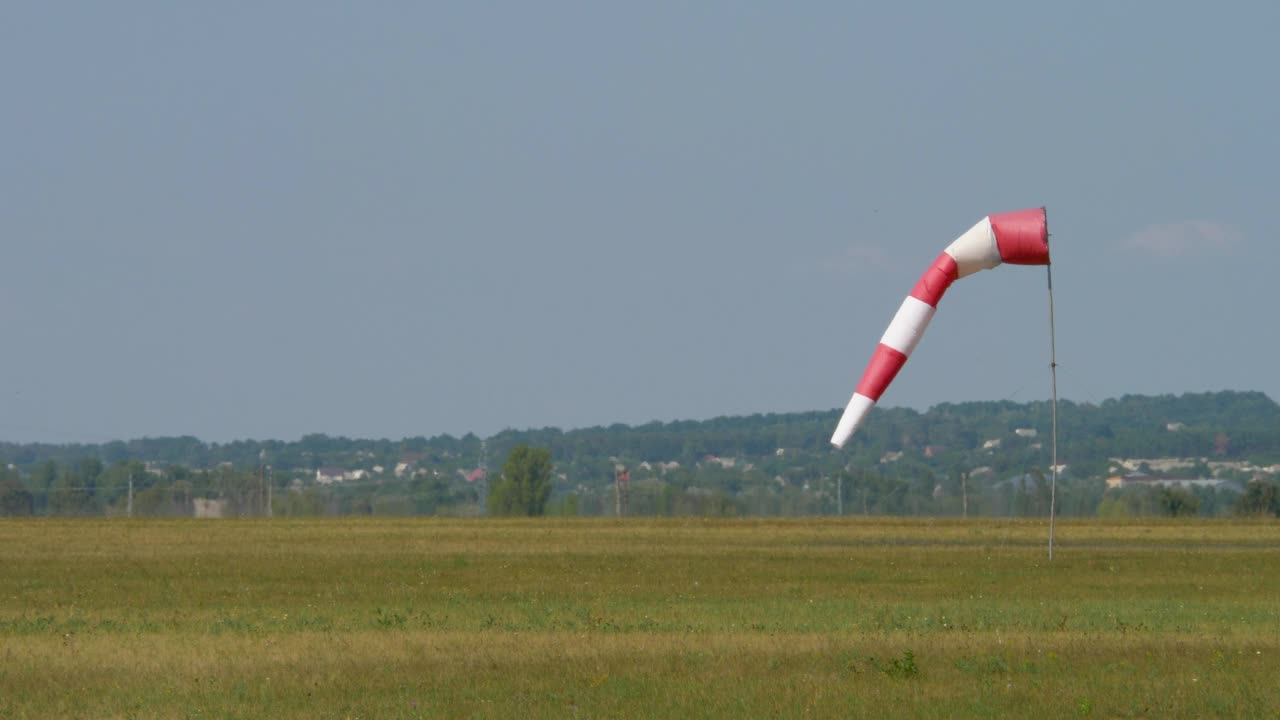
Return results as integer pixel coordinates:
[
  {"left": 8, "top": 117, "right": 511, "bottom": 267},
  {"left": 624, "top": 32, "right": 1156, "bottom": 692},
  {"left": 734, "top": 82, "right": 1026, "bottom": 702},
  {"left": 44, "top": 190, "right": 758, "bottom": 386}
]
[
  {"left": 374, "top": 608, "right": 407, "bottom": 629},
  {"left": 868, "top": 650, "right": 919, "bottom": 678}
]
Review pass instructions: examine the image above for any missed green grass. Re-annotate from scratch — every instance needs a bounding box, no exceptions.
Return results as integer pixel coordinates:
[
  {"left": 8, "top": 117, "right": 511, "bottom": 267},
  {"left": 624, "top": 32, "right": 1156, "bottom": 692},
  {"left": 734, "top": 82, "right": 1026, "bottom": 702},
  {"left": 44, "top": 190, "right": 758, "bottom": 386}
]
[{"left": 1, "top": 517, "right": 1278, "bottom": 718}]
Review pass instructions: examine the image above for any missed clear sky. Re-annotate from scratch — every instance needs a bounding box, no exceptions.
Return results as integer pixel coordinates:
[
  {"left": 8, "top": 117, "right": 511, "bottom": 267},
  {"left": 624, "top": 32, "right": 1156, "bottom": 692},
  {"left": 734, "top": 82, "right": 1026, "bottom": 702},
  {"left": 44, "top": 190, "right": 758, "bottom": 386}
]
[{"left": 2, "top": 3, "right": 1277, "bottom": 443}]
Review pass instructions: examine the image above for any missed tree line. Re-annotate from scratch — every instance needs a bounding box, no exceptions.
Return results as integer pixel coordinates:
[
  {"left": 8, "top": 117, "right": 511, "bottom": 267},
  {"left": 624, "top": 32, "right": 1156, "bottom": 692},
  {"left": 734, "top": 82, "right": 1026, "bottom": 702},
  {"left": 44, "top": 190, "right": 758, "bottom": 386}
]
[{"left": 3, "top": 391, "right": 1280, "bottom": 518}]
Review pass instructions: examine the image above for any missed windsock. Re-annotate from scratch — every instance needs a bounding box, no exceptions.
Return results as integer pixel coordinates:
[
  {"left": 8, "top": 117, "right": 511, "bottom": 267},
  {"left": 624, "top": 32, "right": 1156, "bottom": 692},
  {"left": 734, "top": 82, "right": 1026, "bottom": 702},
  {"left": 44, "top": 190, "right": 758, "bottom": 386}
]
[{"left": 831, "top": 208, "right": 1049, "bottom": 448}]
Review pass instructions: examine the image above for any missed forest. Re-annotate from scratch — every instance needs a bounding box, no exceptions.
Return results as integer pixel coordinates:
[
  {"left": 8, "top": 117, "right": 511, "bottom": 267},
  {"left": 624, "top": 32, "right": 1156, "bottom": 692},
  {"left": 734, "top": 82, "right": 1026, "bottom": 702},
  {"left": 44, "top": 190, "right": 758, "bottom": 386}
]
[{"left": 2, "top": 391, "right": 1278, "bottom": 518}]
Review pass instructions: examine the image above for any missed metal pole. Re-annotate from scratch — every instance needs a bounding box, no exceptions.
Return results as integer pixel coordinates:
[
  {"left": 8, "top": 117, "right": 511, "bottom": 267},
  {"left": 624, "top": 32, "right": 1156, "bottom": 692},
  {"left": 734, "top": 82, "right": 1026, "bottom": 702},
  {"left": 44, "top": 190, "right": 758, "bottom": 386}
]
[
  {"left": 267, "top": 467, "right": 273, "bottom": 519},
  {"left": 1046, "top": 208, "right": 1059, "bottom": 561}
]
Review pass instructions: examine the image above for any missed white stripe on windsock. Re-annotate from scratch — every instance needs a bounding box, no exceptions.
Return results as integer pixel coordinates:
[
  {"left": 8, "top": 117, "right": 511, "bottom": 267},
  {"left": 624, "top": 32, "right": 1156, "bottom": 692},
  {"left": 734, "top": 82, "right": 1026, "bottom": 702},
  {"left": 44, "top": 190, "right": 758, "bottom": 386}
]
[
  {"left": 943, "top": 216, "right": 1001, "bottom": 278},
  {"left": 878, "top": 296, "right": 937, "bottom": 356},
  {"left": 831, "top": 392, "right": 875, "bottom": 448},
  {"left": 830, "top": 297, "right": 933, "bottom": 448}
]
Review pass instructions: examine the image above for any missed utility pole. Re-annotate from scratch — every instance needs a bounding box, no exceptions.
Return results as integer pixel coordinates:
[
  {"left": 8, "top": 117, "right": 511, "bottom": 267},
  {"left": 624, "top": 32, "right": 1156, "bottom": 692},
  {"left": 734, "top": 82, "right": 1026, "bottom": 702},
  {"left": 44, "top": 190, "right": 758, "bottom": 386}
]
[
  {"left": 266, "top": 466, "right": 273, "bottom": 519},
  {"left": 127, "top": 469, "right": 133, "bottom": 519},
  {"left": 836, "top": 474, "right": 843, "bottom": 516},
  {"left": 614, "top": 465, "right": 630, "bottom": 517},
  {"left": 478, "top": 438, "right": 488, "bottom": 512}
]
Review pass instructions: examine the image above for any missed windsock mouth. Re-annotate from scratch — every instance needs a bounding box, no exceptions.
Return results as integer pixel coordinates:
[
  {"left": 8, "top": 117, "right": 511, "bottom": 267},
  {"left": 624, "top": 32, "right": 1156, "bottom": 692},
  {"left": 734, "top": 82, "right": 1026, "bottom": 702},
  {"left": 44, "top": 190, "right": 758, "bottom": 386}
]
[{"left": 990, "top": 207, "right": 1050, "bottom": 265}]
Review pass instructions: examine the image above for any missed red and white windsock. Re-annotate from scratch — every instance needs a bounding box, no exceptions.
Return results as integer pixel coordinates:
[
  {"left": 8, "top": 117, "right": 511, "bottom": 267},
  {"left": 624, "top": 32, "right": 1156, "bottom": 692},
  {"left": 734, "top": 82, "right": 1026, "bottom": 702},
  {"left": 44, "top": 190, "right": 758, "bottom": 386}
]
[{"left": 831, "top": 208, "right": 1050, "bottom": 448}]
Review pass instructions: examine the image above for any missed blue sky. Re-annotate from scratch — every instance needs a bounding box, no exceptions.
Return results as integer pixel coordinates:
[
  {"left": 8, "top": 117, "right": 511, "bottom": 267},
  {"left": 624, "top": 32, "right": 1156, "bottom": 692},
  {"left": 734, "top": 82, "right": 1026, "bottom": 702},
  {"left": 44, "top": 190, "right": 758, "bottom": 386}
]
[{"left": 2, "top": 3, "right": 1277, "bottom": 443}]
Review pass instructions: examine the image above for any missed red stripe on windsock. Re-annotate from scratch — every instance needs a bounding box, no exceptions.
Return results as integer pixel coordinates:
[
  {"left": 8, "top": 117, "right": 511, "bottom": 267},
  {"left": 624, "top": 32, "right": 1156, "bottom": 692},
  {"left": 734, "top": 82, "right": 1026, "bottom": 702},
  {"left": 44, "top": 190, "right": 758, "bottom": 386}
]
[
  {"left": 909, "top": 252, "right": 959, "bottom": 307},
  {"left": 855, "top": 343, "right": 908, "bottom": 402},
  {"left": 990, "top": 207, "right": 1050, "bottom": 265}
]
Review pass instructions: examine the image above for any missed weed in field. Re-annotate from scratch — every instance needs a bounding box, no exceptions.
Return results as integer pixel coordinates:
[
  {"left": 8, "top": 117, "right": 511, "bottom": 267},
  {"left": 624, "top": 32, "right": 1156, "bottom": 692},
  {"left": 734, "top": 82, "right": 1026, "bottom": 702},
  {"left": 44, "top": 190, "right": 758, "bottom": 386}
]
[
  {"left": 374, "top": 607, "right": 407, "bottom": 629},
  {"left": 868, "top": 649, "right": 919, "bottom": 678}
]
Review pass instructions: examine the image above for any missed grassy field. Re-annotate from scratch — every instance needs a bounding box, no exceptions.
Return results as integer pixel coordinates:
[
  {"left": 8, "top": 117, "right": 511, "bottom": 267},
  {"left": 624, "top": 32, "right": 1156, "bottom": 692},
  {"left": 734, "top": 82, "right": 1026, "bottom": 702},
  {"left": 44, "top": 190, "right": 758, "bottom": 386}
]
[{"left": 1, "top": 517, "right": 1277, "bottom": 718}]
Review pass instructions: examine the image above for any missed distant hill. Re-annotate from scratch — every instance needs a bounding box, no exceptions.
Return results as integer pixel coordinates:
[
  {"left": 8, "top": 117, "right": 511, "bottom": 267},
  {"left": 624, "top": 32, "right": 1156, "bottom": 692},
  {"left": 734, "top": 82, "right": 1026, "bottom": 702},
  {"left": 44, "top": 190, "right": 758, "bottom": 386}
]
[
  {"left": 4, "top": 391, "right": 1278, "bottom": 519},
  {"left": 3, "top": 390, "right": 1278, "bottom": 475}
]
